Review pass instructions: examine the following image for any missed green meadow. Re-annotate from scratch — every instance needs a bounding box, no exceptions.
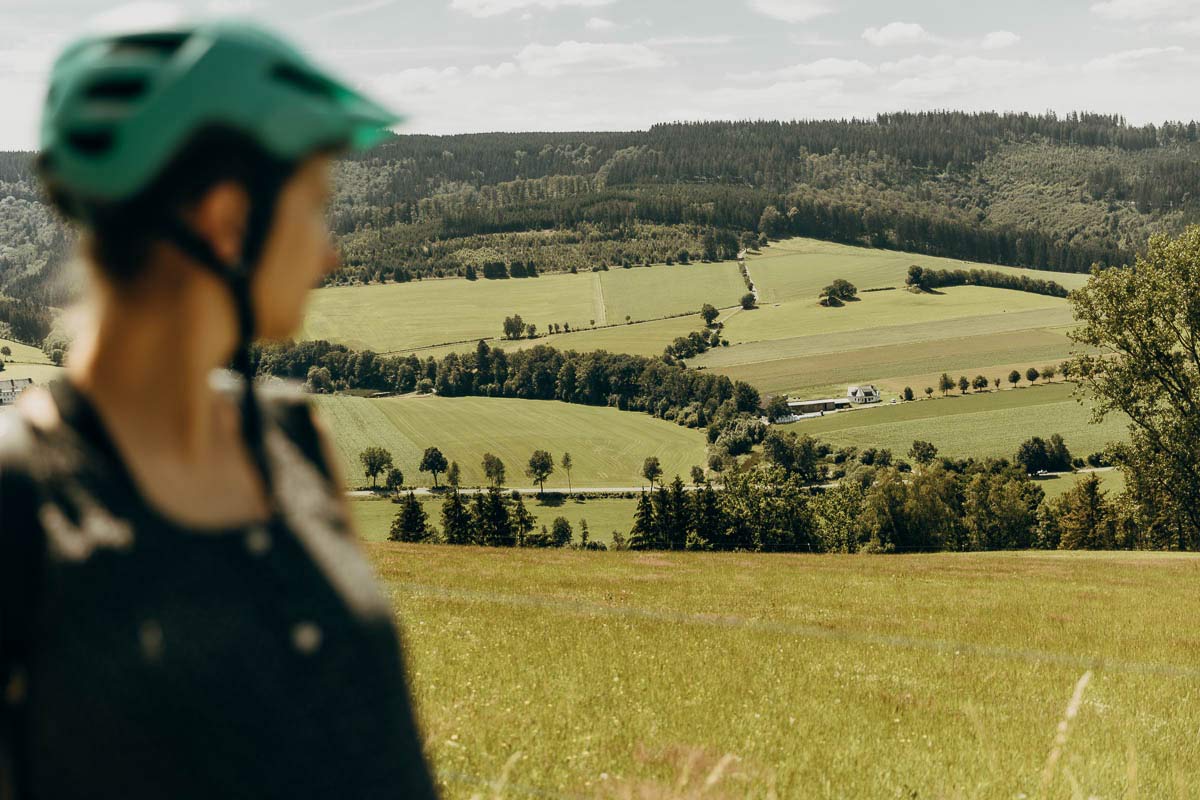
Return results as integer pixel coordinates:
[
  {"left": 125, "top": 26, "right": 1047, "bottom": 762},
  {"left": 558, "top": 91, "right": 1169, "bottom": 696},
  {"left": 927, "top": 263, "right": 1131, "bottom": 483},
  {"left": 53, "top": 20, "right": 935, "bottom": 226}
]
[
  {"left": 312, "top": 394, "right": 707, "bottom": 489},
  {"left": 0, "top": 337, "right": 63, "bottom": 386},
  {"left": 780, "top": 382, "right": 1127, "bottom": 461},
  {"left": 405, "top": 314, "right": 704, "bottom": 361},
  {"left": 748, "top": 237, "right": 1091, "bottom": 305},
  {"left": 687, "top": 238, "right": 1089, "bottom": 401},
  {"left": 302, "top": 259, "right": 745, "bottom": 354},
  {"left": 370, "top": 544, "right": 1200, "bottom": 799}
]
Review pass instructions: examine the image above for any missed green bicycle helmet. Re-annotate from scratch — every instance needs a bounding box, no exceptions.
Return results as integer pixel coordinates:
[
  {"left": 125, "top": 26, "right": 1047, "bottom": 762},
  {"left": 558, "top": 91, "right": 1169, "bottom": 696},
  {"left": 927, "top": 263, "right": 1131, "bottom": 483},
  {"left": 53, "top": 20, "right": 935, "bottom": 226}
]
[
  {"left": 38, "top": 20, "right": 402, "bottom": 512},
  {"left": 39, "top": 19, "right": 400, "bottom": 207}
]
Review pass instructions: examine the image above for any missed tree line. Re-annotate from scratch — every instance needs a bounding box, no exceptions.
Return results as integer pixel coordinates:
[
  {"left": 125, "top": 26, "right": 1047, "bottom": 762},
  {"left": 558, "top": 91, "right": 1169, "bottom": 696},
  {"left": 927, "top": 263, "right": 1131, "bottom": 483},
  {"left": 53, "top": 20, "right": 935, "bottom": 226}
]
[
  {"left": 254, "top": 338, "right": 762, "bottom": 430},
  {"left": 374, "top": 426, "right": 1129, "bottom": 553},
  {"left": 389, "top": 487, "right": 607, "bottom": 549},
  {"left": 905, "top": 265, "right": 1070, "bottom": 297}
]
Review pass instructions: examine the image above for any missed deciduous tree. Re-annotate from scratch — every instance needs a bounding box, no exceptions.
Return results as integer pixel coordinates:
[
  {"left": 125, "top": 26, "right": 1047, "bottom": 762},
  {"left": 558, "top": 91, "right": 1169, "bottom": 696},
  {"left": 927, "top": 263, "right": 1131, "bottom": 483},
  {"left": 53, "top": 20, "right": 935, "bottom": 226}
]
[
  {"left": 419, "top": 446, "right": 448, "bottom": 487},
  {"left": 359, "top": 446, "right": 393, "bottom": 489},
  {"left": 525, "top": 450, "right": 555, "bottom": 495}
]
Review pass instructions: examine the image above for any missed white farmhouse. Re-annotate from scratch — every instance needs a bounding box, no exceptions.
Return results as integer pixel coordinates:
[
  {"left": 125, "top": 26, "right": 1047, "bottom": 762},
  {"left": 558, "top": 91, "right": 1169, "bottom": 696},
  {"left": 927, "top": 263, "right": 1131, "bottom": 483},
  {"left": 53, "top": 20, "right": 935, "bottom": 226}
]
[{"left": 847, "top": 385, "right": 881, "bottom": 405}]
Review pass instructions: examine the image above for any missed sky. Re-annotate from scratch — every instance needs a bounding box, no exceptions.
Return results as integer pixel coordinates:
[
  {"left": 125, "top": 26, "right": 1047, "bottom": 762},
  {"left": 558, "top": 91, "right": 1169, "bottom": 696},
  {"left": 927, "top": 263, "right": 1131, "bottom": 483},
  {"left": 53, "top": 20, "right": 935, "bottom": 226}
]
[{"left": 2, "top": 0, "right": 1200, "bottom": 149}]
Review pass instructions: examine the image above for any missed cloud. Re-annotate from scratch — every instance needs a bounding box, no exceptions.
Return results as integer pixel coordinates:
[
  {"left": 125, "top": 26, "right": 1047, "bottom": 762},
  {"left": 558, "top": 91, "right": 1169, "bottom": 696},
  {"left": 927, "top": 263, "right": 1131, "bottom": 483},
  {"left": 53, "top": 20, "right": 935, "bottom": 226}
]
[
  {"left": 747, "top": 0, "right": 834, "bottom": 24},
  {"left": 471, "top": 61, "right": 518, "bottom": 78},
  {"left": 880, "top": 54, "right": 1047, "bottom": 100},
  {"left": 675, "top": 77, "right": 847, "bottom": 120},
  {"left": 643, "top": 35, "right": 735, "bottom": 46},
  {"left": 1090, "top": 0, "right": 1200, "bottom": 20},
  {"left": 206, "top": 0, "right": 256, "bottom": 12},
  {"left": 731, "top": 57, "right": 873, "bottom": 81},
  {"left": 307, "top": 0, "right": 397, "bottom": 23},
  {"left": 1083, "top": 45, "right": 1187, "bottom": 71},
  {"left": 513, "top": 40, "right": 668, "bottom": 76},
  {"left": 980, "top": 30, "right": 1020, "bottom": 50},
  {"left": 86, "top": 2, "right": 186, "bottom": 31},
  {"left": 789, "top": 32, "right": 843, "bottom": 47},
  {"left": 585, "top": 16, "right": 616, "bottom": 30},
  {"left": 450, "top": 0, "right": 613, "bottom": 18},
  {"left": 372, "top": 66, "right": 461, "bottom": 96},
  {"left": 862, "top": 22, "right": 931, "bottom": 47}
]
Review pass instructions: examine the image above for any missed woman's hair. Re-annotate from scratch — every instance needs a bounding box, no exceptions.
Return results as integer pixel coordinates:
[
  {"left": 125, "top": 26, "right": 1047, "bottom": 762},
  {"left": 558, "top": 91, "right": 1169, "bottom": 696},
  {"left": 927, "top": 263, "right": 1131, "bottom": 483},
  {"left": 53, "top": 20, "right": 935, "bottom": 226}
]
[{"left": 39, "top": 127, "right": 294, "bottom": 283}]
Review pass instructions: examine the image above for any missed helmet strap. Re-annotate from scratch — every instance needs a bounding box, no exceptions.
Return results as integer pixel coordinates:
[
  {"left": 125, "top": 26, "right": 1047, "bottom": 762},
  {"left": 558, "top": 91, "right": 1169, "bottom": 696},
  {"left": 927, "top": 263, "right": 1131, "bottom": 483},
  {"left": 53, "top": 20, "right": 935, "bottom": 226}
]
[{"left": 156, "top": 177, "right": 286, "bottom": 517}]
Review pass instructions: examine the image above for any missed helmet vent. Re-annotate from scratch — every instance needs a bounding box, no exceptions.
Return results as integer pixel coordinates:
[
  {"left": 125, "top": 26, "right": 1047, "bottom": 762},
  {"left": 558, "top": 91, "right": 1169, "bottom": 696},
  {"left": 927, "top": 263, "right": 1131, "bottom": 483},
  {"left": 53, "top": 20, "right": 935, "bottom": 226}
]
[
  {"left": 270, "top": 63, "right": 334, "bottom": 100},
  {"left": 85, "top": 77, "right": 149, "bottom": 102},
  {"left": 109, "top": 32, "right": 188, "bottom": 58},
  {"left": 66, "top": 129, "right": 115, "bottom": 156}
]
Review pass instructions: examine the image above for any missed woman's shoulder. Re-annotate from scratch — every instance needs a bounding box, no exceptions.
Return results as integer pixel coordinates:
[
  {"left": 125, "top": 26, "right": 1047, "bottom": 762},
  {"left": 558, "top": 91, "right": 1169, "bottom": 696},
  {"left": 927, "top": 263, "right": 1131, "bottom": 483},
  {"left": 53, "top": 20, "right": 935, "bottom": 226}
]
[{"left": 211, "top": 371, "right": 335, "bottom": 484}]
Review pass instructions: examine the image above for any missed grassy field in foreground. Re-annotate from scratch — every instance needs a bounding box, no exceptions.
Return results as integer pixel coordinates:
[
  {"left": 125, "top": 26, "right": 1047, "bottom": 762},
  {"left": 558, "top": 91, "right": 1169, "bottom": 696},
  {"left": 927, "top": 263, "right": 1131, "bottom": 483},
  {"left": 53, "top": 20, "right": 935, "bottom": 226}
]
[
  {"left": 374, "top": 545, "right": 1200, "bottom": 798},
  {"left": 302, "top": 260, "right": 744, "bottom": 353},
  {"left": 780, "top": 382, "right": 1128, "bottom": 460},
  {"left": 314, "top": 394, "right": 706, "bottom": 489},
  {"left": 351, "top": 495, "right": 638, "bottom": 544}
]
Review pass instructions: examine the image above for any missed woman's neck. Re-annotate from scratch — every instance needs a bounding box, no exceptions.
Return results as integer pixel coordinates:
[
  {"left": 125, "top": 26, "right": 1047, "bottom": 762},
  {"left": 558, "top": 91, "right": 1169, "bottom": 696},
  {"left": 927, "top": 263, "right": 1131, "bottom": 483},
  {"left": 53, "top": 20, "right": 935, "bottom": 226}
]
[{"left": 67, "top": 259, "right": 239, "bottom": 458}]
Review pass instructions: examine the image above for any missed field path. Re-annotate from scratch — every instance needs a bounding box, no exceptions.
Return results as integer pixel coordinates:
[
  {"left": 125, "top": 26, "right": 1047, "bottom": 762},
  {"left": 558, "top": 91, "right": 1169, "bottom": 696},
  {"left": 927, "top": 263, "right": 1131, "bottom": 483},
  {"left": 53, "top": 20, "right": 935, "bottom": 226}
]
[{"left": 591, "top": 273, "right": 609, "bottom": 327}]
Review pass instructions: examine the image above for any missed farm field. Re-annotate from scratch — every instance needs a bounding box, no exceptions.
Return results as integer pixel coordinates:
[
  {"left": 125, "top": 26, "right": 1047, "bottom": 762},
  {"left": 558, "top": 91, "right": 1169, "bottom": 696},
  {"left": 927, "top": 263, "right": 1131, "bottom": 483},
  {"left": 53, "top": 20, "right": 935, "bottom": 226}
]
[
  {"left": 689, "top": 238, "right": 1090, "bottom": 399},
  {"left": 403, "top": 313, "right": 705, "bottom": 361},
  {"left": 302, "top": 260, "right": 744, "bottom": 354},
  {"left": 313, "top": 394, "right": 706, "bottom": 489},
  {"left": 748, "top": 237, "right": 1092, "bottom": 305},
  {"left": 695, "top": 319, "right": 1080, "bottom": 398},
  {"left": 780, "top": 382, "right": 1127, "bottom": 460},
  {"left": 0, "top": 337, "right": 63, "bottom": 385},
  {"left": 1038, "top": 468, "right": 1125, "bottom": 500},
  {"left": 351, "top": 495, "right": 638, "bottom": 544},
  {"left": 374, "top": 544, "right": 1200, "bottom": 798}
]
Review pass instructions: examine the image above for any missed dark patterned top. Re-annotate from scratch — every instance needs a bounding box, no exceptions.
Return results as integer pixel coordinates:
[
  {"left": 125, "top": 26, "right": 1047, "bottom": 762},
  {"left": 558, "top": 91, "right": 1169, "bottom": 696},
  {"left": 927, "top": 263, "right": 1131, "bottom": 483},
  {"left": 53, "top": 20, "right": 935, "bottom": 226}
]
[{"left": 0, "top": 376, "right": 437, "bottom": 800}]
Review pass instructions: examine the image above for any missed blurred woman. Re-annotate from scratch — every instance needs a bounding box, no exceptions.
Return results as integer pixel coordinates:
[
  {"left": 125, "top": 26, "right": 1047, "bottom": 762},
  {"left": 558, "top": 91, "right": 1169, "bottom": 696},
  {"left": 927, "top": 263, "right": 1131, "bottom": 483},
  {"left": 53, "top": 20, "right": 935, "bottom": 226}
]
[{"left": 0, "top": 21, "right": 437, "bottom": 799}]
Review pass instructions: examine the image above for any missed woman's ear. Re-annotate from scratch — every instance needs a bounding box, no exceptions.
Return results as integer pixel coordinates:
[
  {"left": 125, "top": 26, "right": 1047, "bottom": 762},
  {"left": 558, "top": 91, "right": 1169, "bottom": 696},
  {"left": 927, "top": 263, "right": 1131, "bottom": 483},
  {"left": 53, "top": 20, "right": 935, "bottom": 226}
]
[{"left": 190, "top": 181, "right": 250, "bottom": 266}]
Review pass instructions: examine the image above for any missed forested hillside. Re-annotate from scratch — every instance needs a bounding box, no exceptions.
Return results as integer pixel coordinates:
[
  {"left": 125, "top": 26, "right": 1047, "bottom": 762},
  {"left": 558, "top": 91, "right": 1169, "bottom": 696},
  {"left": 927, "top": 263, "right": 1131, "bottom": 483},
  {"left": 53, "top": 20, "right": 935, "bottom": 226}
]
[{"left": 3, "top": 111, "right": 1200, "bottom": 344}]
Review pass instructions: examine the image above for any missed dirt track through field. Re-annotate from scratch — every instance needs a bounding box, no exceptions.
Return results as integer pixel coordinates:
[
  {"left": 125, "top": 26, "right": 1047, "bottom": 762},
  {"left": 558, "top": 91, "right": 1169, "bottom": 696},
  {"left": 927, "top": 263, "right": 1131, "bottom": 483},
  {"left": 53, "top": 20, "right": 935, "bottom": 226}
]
[{"left": 591, "top": 273, "right": 608, "bottom": 327}]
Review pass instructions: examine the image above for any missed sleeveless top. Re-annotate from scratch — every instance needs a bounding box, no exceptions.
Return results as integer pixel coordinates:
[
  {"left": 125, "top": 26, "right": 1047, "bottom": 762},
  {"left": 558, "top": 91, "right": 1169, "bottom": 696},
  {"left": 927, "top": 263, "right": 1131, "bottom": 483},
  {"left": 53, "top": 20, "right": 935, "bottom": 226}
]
[{"left": 0, "top": 376, "right": 437, "bottom": 799}]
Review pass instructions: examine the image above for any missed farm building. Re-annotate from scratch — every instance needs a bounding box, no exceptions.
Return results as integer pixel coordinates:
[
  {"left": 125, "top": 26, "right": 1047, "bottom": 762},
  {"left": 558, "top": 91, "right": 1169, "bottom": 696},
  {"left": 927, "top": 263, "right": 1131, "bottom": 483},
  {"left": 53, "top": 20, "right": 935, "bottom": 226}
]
[
  {"left": 787, "top": 396, "right": 853, "bottom": 416},
  {"left": 786, "top": 385, "right": 881, "bottom": 418},
  {"left": 0, "top": 377, "right": 33, "bottom": 406},
  {"left": 847, "top": 385, "right": 881, "bottom": 404}
]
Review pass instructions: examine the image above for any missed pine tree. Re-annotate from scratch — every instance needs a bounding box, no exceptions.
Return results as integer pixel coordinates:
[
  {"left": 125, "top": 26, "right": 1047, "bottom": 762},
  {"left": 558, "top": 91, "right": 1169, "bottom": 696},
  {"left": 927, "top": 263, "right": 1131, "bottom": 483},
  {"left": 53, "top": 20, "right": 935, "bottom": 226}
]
[
  {"left": 390, "top": 492, "right": 429, "bottom": 543},
  {"left": 689, "top": 482, "right": 724, "bottom": 549},
  {"left": 510, "top": 493, "right": 536, "bottom": 546},
  {"left": 475, "top": 486, "right": 514, "bottom": 547},
  {"left": 441, "top": 489, "right": 473, "bottom": 545},
  {"left": 665, "top": 476, "right": 691, "bottom": 550},
  {"left": 1058, "top": 476, "right": 1115, "bottom": 550},
  {"left": 628, "top": 491, "right": 657, "bottom": 550}
]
